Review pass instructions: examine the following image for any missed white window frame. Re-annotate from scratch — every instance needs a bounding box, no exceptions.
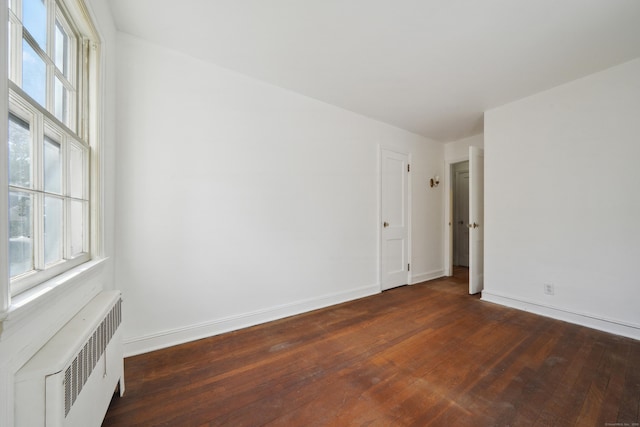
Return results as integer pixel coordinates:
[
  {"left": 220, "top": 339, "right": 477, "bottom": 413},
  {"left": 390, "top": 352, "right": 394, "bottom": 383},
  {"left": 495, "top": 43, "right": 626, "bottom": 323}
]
[
  {"left": 2, "top": 0, "right": 101, "bottom": 304},
  {"left": 1, "top": 0, "right": 10, "bottom": 314},
  {"left": 8, "top": 92, "right": 91, "bottom": 295}
]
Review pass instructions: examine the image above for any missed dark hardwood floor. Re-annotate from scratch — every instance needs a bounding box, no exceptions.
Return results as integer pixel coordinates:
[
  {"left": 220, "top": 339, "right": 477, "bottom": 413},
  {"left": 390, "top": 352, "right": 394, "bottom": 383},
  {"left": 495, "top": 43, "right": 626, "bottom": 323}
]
[{"left": 103, "top": 268, "right": 640, "bottom": 426}]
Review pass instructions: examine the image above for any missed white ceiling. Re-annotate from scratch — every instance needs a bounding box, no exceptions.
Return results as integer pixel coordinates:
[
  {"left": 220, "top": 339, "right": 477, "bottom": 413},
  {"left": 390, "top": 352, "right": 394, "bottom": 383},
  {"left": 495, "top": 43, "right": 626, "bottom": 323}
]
[{"left": 107, "top": 0, "right": 640, "bottom": 142}]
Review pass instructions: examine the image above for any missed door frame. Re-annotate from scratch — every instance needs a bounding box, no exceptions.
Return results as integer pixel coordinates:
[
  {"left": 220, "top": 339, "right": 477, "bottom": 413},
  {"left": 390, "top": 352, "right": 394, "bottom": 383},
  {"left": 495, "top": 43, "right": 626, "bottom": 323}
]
[
  {"left": 444, "top": 155, "right": 469, "bottom": 277},
  {"left": 378, "top": 146, "right": 412, "bottom": 291}
]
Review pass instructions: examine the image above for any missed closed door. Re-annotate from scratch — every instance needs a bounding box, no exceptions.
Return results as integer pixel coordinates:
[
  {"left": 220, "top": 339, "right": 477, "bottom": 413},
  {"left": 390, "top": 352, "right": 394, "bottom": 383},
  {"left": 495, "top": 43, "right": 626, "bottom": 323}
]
[{"left": 380, "top": 149, "right": 409, "bottom": 291}]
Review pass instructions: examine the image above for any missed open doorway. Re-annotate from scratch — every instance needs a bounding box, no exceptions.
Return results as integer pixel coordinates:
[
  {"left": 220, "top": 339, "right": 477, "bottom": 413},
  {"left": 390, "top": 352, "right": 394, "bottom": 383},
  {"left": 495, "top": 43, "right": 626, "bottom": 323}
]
[
  {"left": 444, "top": 147, "right": 484, "bottom": 294},
  {"left": 452, "top": 161, "right": 470, "bottom": 268},
  {"left": 451, "top": 161, "right": 470, "bottom": 281}
]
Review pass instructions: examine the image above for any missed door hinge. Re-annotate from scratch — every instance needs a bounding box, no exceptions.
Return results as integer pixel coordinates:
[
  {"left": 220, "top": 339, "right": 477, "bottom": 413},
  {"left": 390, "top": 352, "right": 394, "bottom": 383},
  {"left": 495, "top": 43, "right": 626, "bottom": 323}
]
[
  {"left": 408, "top": 263, "right": 410, "bottom": 271},
  {"left": 407, "top": 164, "right": 410, "bottom": 172}
]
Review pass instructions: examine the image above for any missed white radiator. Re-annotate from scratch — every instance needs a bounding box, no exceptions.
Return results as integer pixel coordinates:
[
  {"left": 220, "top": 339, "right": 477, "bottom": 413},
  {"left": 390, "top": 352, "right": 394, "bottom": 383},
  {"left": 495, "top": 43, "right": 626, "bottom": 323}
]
[{"left": 15, "top": 290, "right": 125, "bottom": 427}]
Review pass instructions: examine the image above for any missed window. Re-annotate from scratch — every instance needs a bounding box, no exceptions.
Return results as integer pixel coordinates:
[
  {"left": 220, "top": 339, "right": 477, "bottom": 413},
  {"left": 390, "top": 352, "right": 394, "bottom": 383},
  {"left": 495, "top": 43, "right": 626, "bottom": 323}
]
[{"left": 7, "top": 0, "right": 98, "bottom": 296}]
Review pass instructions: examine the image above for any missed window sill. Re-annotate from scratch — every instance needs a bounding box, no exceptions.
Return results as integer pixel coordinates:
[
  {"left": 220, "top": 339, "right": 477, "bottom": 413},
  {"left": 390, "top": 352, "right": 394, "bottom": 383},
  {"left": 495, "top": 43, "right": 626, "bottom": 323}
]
[{"left": 0, "top": 258, "right": 108, "bottom": 334}]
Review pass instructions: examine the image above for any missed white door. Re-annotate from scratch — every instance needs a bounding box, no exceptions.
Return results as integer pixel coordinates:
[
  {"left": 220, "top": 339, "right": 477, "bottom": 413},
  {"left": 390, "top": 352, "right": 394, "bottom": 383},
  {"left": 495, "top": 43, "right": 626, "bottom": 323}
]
[
  {"left": 469, "top": 146, "right": 484, "bottom": 294},
  {"left": 380, "top": 149, "right": 409, "bottom": 291}
]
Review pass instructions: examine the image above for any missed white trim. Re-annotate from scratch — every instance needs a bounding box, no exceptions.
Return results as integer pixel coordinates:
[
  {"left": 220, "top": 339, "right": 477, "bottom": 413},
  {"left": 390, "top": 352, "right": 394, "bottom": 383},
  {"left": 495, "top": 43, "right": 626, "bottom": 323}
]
[
  {"left": 407, "top": 152, "right": 412, "bottom": 286},
  {"left": 482, "top": 291, "right": 640, "bottom": 341},
  {"left": 0, "top": 0, "right": 10, "bottom": 315},
  {"left": 0, "top": 257, "right": 106, "bottom": 326},
  {"left": 376, "top": 145, "right": 381, "bottom": 289},
  {"left": 124, "top": 283, "right": 381, "bottom": 357},
  {"left": 411, "top": 269, "right": 445, "bottom": 284}
]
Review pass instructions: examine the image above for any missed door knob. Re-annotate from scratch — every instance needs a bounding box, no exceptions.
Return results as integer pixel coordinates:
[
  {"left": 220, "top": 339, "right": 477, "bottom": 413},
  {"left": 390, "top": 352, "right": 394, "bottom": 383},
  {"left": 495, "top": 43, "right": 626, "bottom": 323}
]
[
  {"left": 383, "top": 221, "right": 389, "bottom": 228},
  {"left": 473, "top": 222, "right": 479, "bottom": 228}
]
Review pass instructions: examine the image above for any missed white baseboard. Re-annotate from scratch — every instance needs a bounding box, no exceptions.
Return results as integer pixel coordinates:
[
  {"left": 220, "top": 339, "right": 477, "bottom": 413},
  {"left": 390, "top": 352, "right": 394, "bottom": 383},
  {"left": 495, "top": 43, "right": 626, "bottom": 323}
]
[
  {"left": 482, "top": 291, "right": 640, "bottom": 341},
  {"left": 411, "top": 269, "right": 445, "bottom": 284},
  {"left": 124, "top": 284, "right": 381, "bottom": 357}
]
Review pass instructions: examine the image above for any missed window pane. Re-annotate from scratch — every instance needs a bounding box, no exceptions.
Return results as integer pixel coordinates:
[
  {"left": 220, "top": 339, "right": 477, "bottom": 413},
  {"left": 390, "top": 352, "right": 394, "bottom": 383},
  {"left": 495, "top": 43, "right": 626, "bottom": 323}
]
[
  {"left": 9, "top": 191, "right": 34, "bottom": 277},
  {"left": 69, "top": 144, "right": 85, "bottom": 198},
  {"left": 23, "top": 0, "right": 47, "bottom": 48},
  {"left": 22, "top": 39, "right": 46, "bottom": 106},
  {"left": 44, "top": 196, "right": 63, "bottom": 265},
  {"left": 44, "top": 136, "right": 62, "bottom": 193},
  {"left": 70, "top": 200, "right": 86, "bottom": 256},
  {"left": 55, "top": 21, "right": 68, "bottom": 76},
  {"left": 9, "top": 114, "right": 32, "bottom": 188},
  {"left": 54, "top": 77, "right": 68, "bottom": 124}
]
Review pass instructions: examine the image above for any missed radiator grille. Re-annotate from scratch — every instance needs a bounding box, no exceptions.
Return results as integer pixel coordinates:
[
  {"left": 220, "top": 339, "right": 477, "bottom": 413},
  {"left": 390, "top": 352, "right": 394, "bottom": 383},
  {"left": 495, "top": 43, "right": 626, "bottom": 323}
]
[{"left": 63, "top": 298, "right": 122, "bottom": 417}]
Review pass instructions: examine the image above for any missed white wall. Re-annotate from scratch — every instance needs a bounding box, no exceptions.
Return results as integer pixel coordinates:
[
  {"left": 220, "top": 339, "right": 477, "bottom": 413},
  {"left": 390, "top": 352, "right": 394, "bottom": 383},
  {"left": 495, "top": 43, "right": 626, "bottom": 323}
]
[
  {"left": 0, "top": 1, "right": 118, "bottom": 425},
  {"left": 115, "top": 34, "right": 444, "bottom": 356},
  {"left": 445, "top": 133, "right": 484, "bottom": 162},
  {"left": 483, "top": 58, "right": 640, "bottom": 339}
]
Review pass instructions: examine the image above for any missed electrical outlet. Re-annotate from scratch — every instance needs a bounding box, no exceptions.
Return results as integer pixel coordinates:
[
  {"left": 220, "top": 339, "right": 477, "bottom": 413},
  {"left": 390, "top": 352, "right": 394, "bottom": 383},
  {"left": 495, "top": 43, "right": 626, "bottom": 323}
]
[{"left": 544, "top": 283, "right": 555, "bottom": 295}]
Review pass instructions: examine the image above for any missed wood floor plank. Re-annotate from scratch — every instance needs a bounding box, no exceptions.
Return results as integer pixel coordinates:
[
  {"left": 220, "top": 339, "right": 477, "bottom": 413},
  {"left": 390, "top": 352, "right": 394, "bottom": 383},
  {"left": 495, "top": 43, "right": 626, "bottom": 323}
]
[
  {"left": 103, "top": 268, "right": 640, "bottom": 426},
  {"left": 618, "top": 342, "right": 640, "bottom": 423}
]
